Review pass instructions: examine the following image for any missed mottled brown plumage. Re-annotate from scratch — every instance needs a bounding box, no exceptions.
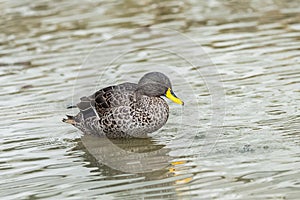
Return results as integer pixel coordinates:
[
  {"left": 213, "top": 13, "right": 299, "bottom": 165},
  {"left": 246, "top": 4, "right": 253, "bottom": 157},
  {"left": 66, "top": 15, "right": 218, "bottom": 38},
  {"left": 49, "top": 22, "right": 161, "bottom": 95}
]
[{"left": 63, "top": 72, "right": 183, "bottom": 138}]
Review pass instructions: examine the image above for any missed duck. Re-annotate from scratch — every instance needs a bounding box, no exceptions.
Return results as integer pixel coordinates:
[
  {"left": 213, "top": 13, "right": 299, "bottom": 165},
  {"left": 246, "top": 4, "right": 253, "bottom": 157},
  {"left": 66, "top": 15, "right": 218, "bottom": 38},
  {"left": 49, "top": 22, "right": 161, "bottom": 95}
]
[{"left": 63, "top": 72, "right": 184, "bottom": 138}]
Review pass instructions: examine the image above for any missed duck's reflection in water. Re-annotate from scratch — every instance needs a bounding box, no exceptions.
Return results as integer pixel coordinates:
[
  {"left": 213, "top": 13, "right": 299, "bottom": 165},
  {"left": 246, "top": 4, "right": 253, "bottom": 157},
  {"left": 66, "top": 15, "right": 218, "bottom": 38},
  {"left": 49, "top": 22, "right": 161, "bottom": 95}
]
[
  {"left": 77, "top": 134, "right": 172, "bottom": 175},
  {"left": 74, "top": 135, "right": 193, "bottom": 198}
]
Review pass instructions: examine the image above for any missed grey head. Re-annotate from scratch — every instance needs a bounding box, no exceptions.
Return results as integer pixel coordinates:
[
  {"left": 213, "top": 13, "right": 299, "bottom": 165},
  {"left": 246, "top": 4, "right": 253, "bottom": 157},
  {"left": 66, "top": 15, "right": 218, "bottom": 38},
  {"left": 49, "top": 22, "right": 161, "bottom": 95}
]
[
  {"left": 137, "top": 72, "right": 171, "bottom": 97},
  {"left": 136, "top": 72, "right": 184, "bottom": 105}
]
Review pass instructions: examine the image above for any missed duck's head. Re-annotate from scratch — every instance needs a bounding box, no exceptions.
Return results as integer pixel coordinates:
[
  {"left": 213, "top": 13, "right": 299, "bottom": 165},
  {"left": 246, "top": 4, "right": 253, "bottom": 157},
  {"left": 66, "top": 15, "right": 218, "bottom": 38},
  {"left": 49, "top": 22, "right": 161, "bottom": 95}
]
[{"left": 137, "top": 72, "right": 184, "bottom": 105}]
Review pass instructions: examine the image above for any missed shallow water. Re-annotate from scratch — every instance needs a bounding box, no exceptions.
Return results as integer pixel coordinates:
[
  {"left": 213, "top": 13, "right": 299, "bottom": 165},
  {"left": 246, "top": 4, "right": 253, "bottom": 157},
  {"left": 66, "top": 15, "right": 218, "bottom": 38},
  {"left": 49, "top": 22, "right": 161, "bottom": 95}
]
[{"left": 0, "top": 0, "right": 299, "bottom": 199}]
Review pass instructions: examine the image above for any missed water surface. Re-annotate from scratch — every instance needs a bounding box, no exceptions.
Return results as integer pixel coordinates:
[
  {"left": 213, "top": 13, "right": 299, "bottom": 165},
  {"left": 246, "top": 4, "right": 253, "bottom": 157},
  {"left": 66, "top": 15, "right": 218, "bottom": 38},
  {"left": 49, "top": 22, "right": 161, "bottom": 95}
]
[{"left": 0, "top": 0, "right": 299, "bottom": 199}]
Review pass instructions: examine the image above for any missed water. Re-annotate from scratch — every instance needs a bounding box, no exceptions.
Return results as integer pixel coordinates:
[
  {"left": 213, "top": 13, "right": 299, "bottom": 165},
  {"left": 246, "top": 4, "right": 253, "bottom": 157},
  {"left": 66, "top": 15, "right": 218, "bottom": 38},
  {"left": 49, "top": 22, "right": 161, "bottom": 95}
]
[{"left": 0, "top": 0, "right": 299, "bottom": 199}]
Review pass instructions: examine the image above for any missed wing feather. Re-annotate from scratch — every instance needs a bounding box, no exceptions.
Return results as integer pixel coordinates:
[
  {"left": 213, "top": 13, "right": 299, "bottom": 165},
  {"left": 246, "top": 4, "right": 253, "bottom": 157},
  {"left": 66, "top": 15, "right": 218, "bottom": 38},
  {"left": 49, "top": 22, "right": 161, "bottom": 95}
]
[{"left": 76, "top": 82, "right": 137, "bottom": 120}]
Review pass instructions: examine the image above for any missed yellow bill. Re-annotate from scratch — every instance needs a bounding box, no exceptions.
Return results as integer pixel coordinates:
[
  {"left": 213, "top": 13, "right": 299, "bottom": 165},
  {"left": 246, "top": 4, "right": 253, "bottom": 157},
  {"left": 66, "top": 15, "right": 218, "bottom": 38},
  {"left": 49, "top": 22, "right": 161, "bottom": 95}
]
[{"left": 165, "top": 88, "right": 184, "bottom": 105}]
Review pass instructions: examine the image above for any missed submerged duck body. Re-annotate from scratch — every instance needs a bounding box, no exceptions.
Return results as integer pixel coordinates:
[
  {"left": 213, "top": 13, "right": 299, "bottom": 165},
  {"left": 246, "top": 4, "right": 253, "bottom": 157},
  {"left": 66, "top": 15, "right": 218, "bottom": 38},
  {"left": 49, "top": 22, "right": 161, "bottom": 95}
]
[{"left": 63, "top": 72, "right": 184, "bottom": 138}]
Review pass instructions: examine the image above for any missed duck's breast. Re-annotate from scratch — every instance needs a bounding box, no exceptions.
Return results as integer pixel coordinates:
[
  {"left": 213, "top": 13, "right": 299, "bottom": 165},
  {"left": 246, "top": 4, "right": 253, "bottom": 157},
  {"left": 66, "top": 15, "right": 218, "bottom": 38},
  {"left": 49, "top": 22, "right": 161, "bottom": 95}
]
[{"left": 131, "top": 96, "right": 169, "bottom": 134}]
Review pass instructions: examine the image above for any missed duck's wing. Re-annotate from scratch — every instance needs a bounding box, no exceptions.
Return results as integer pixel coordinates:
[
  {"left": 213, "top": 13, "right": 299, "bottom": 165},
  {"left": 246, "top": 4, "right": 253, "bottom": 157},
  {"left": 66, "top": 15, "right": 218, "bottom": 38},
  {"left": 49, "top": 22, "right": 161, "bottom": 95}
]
[
  {"left": 76, "top": 82, "right": 137, "bottom": 120},
  {"left": 76, "top": 95, "right": 98, "bottom": 120}
]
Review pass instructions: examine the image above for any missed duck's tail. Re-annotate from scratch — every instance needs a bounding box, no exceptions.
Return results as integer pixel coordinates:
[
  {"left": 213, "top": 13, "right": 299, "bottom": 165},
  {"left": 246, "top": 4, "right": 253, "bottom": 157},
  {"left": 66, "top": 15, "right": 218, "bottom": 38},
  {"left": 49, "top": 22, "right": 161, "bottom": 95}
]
[{"left": 62, "top": 115, "right": 76, "bottom": 125}]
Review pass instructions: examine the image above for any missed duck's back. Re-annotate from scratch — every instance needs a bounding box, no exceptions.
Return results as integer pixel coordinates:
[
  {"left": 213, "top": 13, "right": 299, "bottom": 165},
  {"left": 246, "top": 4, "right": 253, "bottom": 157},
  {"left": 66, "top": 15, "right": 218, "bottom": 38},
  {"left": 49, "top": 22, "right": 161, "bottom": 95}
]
[{"left": 75, "top": 82, "right": 137, "bottom": 120}]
